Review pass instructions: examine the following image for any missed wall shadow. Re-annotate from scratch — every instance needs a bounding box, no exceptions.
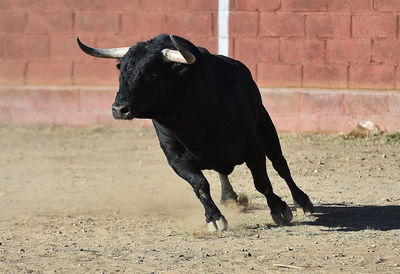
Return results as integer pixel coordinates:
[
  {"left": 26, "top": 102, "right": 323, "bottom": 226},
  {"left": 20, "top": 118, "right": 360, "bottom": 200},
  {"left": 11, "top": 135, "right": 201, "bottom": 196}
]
[{"left": 302, "top": 204, "right": 400, "bottom": 231}]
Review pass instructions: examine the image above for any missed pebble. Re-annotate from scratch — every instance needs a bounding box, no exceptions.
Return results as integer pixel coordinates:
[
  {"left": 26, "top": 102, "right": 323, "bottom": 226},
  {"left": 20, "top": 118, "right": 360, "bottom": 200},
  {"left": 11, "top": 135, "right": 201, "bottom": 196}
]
[{"left": 376, "top": 258, "right": 384, "bottom": 264}]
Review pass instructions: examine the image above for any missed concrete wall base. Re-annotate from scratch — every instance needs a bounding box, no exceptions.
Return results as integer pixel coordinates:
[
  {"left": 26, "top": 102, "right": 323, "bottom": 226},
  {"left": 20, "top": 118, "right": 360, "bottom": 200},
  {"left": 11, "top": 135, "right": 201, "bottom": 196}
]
[{"left": 1, "top": 86, "right": 399, "bottom": 133}]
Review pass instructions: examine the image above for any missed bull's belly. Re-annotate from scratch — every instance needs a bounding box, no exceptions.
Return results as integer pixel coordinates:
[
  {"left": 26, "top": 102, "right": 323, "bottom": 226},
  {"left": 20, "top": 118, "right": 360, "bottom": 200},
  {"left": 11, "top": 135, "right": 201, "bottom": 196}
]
[{"left": 183, "top": 146, "right": 245, "bottom": 175}]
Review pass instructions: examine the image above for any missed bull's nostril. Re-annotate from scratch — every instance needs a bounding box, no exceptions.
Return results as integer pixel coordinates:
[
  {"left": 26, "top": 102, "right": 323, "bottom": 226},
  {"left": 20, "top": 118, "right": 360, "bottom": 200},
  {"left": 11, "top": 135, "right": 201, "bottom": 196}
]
[{"left": 120, "top": 106, "right": 130, "bottom": 114}]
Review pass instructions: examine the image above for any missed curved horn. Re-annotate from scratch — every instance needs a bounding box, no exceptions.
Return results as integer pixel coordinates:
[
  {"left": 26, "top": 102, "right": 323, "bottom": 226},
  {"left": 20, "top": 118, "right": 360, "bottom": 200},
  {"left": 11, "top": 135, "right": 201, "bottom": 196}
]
[
  {"left": 162, "top": 35, "right": 196, "bottom": 64},
  {"left": 76, "top": 37, "right": 130, "bottom": 59}
]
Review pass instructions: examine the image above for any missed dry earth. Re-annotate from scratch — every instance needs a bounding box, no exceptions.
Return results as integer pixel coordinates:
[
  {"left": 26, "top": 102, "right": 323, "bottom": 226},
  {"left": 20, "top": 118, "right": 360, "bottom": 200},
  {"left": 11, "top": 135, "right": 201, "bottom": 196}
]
[{"left": 0, "top": 125, "right": 399, "bottom": 273}]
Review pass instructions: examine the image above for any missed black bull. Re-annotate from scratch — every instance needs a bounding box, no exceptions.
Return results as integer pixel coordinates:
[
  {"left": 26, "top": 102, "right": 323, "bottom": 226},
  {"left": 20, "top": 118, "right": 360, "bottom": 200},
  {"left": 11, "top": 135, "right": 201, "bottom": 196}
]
[{"left": 76, "top": 34, "right": 314, "bottom": 231}]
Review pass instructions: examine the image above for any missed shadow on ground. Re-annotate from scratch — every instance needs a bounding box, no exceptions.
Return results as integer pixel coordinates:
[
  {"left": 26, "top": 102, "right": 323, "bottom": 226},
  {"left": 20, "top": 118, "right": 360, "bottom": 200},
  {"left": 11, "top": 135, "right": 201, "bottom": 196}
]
[{"left": 304, "top": 204, "right": 400, "bottom": 231}]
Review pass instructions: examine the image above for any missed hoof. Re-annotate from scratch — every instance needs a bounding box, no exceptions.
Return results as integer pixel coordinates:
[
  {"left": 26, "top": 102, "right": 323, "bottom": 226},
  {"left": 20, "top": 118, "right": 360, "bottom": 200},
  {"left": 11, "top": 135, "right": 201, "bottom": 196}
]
[
  {"left": 294, "top": 195, "right": 314, "bottom": 214},
  {"left": 207, "top": 216, "right": 228, "bottom": 232},
  {"left": 237, "top": 193, "right": 249, "bottom": 207},
  {"left": 271, "top": 202, "right": 293, "bottom": 226},
  {"left": 221, "top": 193, "right": 248, "bottom": 213}
]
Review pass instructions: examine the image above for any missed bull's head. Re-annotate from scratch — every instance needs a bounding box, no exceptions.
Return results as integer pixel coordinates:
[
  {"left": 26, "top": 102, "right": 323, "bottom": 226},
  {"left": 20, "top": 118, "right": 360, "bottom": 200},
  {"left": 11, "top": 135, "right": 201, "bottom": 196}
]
[{"left": 76, "top": 34, "right": 197, "bottom": 120}]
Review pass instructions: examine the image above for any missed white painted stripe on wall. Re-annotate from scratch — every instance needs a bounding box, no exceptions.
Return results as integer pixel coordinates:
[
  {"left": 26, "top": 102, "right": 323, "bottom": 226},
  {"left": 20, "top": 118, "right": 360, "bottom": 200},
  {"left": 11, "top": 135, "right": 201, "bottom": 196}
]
[{"left": 218, "top": 0, "right": 229, "bottom": 56}]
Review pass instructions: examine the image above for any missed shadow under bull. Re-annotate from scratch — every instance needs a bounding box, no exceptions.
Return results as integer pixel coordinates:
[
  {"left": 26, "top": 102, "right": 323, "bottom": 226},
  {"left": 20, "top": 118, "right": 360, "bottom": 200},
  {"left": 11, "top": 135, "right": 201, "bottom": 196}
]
[{"left": 303, "top": 204, "right": 400, "bottom": 231}]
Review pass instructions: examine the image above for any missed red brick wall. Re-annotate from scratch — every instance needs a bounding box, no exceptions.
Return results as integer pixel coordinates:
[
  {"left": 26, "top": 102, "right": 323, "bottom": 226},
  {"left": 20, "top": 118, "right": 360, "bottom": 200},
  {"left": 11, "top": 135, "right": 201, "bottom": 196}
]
[
  {"left": 0, "top": 0, "right": 399, "bottom": 132},
  {"left": 230, "top": 0, "right": 400, "bottom": 89},
  {"left": 0, "top": 0, "right": 217, "bottom": 86},
  {"left": 1, "top": 0, "right": 400, "bottom": 88}
]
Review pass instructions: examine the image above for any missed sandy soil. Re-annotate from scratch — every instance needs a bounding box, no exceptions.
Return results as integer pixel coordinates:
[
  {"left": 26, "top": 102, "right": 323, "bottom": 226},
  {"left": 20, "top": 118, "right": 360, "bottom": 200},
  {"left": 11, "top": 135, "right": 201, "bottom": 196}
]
[{"left": 0, "top": 125, "right": 399, "bottom": 273}]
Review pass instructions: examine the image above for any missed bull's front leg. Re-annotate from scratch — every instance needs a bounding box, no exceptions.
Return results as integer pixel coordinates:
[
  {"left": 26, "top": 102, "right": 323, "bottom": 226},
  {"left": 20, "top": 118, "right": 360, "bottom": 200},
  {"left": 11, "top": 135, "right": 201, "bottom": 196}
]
[{"left": 168, "top": 158, "right": 228, "bottom": 232}]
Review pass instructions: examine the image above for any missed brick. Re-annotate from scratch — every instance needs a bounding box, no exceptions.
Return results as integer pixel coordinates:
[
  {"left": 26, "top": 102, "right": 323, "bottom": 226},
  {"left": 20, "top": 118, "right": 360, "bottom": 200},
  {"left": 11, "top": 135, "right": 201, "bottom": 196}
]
[
  {"left": 76, "top": 12, "right": 120, "bottom": 35},
  {"left": 349, "top": 65, "right": 394, "bottom": 89},
  {"left": 299, "top": 91, "right": 344, "bottom": 115},
  {"left": 10, "top": 109, "right": 55, "bottom": 125},
  {"left": 0, "top": 12, "right": 28, "bottom": 35},
  {"left": 0, "top": 62, "right": 26, "bottom": 85},
  {"left": 326, "top": 39, "right": 370, "bottom": 64},
  {"left": 0, "top": 108, "right": 11, "bottom": 124},
  {"left": 260, "top": 89, "right": 299, "bottom": 116},
  {"left": 84, "top": 0, "right": 141, "bottom": 11},
  {"left": 0, "top": 0, "right": 74, "bottom": 10},
  {"left": 269, "top": 115, "right": 300, "bottom": 132},
  {"left": 257, "top": 64, "right": 302, "bottom": 87},
  {"left": 27, "top": 61, "right": 73, "bottom": 85},
  {"left": 304, "top": 64, "right": 347, "bottom": 88},
  {"left": 376, "top": 0, "right": 400, "bottom": 11},
  {"left": 51, "top": 36, "right": 97, "bottom": 61},
  {"left": 233, "top": 0, "right": 281, "bottom": 11},
  {"left": 190, "top": 0, "right": 218, "bottom": 10},
  {"left": 189, "top": 37, "right": 218, "bottom": 53},
  {"left": 235, "top": 38, "right": 279, "bottom": 63},
  {"left": 121, "top": 12, "right": 167, "bottom": 36},
  {"left": 280, "top": 39, "right": 325, "bottom": 64},
  {"left": 396, "top": 68, "right": 400, "bottom": 89},
  {"left": 166, "top": 12, "right": 213, "bottom": 38},
  {"left": 229, "top": 11, "right": 258, "bottom": 37},
  {"left": 141, "top": 0, "right": 189, "bottom": 11},
  {"left": 306, "top": 14, "right": 350, "bottom": 38},
  {"left": 25, "top": 12, "right": 73, "bottom": 35},
  {"left": 96, "top": 35, "right": 141, "bottom": 49},
  {"left": 389, "top": 93, "right": 400, "bottom": 116},
  {"left": 372, "top": 39, "right": 400, "bottom": 64},
  {"left": 29, "top": 88, "right": 79, "bottom": 112},
  {"left": 55, "top": 112, "right": 99, "bottom": 126},
  {"left": 319, "top": 115, "right": 354, "bottom": 133},
  {"left": 260, "top": 13, "right": 304, "bottom": 37},
  {"left": 282, "top": 0, "right": 327, "bottom": 11},
  {"left": 327, "top": 0, "right": 372, "bottom": 11},
  {"left": 79, "top": 88, "right": 116, "bottom": 112},
  {"left": 74, "top": 60, "right": 120, "bottom": 86},
  {"left": 352, "top": 14, "right": 397, "bottom": 38},
  {"left": 0, "top": 87, "right": 33, "bottom": 110},
  {"left": 344, "top": 92, "right": 389, "bottom": 116},
  {"left": 211, "top": 12, "right": 218, "bottom": 36},
  {"left": 376, "top": 116, "right": 400, "bottom": 132},
  {"left": 3, "top": 36, "right": 50, "bottom": 61},
  {"left": 0, "top": 0, "right": 140, "bottom": 11},
  {"left": 298, "top": 114, "right": 320, "bottom": 132}
]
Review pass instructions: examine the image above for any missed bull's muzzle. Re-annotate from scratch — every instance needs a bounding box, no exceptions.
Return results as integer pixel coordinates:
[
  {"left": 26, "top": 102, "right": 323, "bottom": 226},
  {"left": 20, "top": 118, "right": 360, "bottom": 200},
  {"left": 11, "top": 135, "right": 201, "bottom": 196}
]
[{"left": 112, "top": 104, "right": 133, "bottom": 120}]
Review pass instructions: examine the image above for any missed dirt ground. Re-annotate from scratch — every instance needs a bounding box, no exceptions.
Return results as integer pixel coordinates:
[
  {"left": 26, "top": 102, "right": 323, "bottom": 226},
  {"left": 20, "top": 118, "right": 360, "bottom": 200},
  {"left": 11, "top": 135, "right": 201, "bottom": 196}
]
[{"left": 0, "top": 125, "right": 399, "bottom": 273}]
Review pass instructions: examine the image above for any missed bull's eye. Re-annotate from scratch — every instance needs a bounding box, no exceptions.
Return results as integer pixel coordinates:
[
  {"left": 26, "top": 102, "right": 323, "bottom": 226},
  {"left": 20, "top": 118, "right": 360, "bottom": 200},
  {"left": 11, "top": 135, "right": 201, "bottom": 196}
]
[{"left": 146, "top": 73, "right": 158, "bottom": 81}]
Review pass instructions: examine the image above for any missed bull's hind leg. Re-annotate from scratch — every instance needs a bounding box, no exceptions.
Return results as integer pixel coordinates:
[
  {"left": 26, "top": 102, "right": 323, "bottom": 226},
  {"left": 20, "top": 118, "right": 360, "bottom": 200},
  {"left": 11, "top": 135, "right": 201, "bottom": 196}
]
[
  {"left": 246, "top": 152, "right": 293, "bottom": 226},
  {"left": 256, "top": 107, "right": 314, "bottom": 213},
  {"left": 218, "top": 173, "right": 248, "bottom": 211},
  {"left": 218, "top": 173, "right": 238, "bottom": 204}
]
